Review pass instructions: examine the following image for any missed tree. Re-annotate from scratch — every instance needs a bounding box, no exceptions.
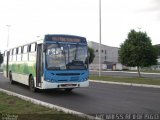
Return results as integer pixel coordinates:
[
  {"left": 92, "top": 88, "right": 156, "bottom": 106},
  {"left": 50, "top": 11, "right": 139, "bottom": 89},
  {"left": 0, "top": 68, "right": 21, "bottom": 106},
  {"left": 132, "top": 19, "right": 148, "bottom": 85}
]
[
  {"left": 88, "top": 47, "right": 95, "bottom": 64},
  {"left": 155, "top": 45, "right": 160, "bottom": 56},
  {"left": 0, "top": 51, "right": 3, "bottom": 64},
  {"left": 119, "top": 29, "right": 158, "bottom": 77}
]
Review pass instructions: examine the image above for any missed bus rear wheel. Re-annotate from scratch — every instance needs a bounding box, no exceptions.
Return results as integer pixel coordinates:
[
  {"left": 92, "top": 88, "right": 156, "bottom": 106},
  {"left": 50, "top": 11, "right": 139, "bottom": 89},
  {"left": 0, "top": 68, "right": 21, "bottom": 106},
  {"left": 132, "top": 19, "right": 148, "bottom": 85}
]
[
  {"left": 9, "top": 71, "right": 15, "bottom": 84},
  {"left": 29, "top": 76, "right": 37, "bottom": 92}
]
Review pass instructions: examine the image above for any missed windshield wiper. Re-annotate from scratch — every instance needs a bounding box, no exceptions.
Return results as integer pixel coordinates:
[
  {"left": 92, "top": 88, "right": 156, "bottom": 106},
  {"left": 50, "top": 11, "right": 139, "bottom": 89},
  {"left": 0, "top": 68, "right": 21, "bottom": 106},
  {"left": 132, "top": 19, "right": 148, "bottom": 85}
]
[{"left": 48, "top": 66, "right": 60, "bottom": 70}]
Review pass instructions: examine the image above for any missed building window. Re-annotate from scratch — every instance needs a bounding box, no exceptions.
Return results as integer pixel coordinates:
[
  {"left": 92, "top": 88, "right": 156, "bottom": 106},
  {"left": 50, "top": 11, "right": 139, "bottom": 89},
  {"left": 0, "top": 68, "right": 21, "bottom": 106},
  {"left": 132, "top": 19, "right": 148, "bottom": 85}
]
[
  {"left": 101, "top": 50, "right": 103, "bottom": 53},
  {"left": 96, "top": 50, "right": 98, "bottom": 52},
  {"left": 105, "top": 50, "right": 107, "bottom": 54}
]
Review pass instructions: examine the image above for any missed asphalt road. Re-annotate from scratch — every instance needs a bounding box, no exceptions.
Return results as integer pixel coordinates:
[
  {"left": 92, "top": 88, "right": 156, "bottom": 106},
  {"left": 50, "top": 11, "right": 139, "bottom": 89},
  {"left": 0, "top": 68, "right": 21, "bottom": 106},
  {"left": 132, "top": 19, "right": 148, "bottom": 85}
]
[
  {"left": 90, "top": 70, "right": 160, "bottom": 79},
  {"left": 0, "top": 73, "right": 160, "bottom": 115}
]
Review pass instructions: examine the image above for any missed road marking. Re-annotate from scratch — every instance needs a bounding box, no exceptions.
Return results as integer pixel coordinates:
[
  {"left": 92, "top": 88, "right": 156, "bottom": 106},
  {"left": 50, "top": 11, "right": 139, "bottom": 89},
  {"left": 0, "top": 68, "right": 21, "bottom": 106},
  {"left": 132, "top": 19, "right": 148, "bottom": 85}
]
[
  {"left": 90, "top": 80, "right": 160, "bottom": 89},
  {"left": 0, "top": 88, "right": 96, "bottom": 120}
]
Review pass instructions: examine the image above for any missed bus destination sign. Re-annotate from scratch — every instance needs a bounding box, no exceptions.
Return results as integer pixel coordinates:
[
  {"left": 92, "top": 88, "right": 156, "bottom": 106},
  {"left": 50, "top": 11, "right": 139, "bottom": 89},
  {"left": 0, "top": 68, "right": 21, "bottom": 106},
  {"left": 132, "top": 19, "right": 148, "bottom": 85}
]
[
  {"left": 52, "top": 37, "right": 80, "bottom": 43},
  {"left": 45, "top": 35, "right": 86, "bottom": 43}
]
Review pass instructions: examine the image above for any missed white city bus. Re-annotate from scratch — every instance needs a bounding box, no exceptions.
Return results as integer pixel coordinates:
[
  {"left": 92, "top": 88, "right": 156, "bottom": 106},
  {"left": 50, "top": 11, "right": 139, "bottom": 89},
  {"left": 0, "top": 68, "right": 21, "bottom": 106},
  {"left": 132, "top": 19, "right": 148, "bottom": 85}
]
[{"left": 3, "top": 34, "right": 89, "bottom": 92}]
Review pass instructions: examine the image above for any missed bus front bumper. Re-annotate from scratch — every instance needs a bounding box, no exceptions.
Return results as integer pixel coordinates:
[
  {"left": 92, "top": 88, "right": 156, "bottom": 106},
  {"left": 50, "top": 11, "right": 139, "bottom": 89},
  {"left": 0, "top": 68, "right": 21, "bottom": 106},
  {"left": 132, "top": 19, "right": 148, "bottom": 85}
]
[{"left": 41, "top": 80, "right": 89, "bottom": 89}]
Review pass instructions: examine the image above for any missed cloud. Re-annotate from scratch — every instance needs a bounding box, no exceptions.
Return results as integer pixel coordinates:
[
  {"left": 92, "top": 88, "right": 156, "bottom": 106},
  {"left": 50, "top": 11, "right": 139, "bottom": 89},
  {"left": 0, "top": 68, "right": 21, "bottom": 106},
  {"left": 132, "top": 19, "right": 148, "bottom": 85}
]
[
  {"left": 139, "top": 0, "right": 160, "bottom": 12},
  {"left": 134, "top": 0, "right": 160, "bottom": 21}
]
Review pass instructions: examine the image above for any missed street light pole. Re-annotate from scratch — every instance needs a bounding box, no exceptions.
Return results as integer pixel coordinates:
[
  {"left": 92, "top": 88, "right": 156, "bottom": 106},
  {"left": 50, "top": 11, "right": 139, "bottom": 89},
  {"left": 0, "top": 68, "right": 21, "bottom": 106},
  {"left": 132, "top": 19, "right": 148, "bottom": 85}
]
[
  {"left": 6, "top": 25, "right": 11, "bottom": 49},
  {"left": 99, "top": 0, "right": 102, "bottom": 76}
]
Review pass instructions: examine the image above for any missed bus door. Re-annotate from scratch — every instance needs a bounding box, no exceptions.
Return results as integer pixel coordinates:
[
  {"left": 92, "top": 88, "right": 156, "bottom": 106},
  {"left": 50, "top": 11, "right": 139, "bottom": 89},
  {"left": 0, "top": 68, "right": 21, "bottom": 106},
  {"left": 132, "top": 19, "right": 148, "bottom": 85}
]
[
  {"left": 6, "top": 51, "right": 9, "bottom": 78},
  {"left": 36, "top": 44, "right": 43, "bottom": 87}
]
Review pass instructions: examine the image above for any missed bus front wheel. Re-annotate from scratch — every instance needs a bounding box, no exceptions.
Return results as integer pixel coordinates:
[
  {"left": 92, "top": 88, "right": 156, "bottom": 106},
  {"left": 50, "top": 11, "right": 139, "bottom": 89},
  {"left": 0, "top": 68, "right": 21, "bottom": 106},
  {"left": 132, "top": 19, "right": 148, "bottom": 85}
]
[
  {"left": 65, "top": 88, "right": 73, "bottom": 92},
  {"left": 29, "top": 76, "right": 37, "bottom": 92}
]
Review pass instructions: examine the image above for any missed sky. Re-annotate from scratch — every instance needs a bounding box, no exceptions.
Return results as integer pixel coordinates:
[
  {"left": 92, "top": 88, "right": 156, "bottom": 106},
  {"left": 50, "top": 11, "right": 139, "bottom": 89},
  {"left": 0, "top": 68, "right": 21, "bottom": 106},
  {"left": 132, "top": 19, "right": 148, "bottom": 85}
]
[{"left": 0, "top": 0, "right": 160, "bottom": 52}]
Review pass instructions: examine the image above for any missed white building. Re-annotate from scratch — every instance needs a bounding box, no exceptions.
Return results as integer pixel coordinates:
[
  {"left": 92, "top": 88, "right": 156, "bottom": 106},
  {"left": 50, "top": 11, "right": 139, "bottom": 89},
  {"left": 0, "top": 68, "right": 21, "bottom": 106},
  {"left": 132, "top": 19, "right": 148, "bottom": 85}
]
[
  {"left": 151, "top": 56, "right": 160, "bottom": 70},
  {"left": 88, "top": 41, "right": 122, "bottom": 70}
]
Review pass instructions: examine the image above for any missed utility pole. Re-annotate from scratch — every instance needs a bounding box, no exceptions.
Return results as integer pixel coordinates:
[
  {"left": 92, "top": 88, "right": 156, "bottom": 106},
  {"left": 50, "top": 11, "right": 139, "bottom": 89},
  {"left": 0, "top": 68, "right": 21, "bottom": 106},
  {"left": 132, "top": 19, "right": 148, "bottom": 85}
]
[
  {"left": 6, "top": 25, "right": 11, "bottom": 49},
  {"left": 99, "top": 0, "right": 102, "bottom": 76}
]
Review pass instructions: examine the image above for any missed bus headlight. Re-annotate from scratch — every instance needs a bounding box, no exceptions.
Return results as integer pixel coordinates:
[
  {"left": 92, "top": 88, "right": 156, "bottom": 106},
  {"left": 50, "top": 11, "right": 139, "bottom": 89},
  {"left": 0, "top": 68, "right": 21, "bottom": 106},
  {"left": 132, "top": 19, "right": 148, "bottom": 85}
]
[{"left": 81, "top": 78, "right": 87, "bottom": 82}]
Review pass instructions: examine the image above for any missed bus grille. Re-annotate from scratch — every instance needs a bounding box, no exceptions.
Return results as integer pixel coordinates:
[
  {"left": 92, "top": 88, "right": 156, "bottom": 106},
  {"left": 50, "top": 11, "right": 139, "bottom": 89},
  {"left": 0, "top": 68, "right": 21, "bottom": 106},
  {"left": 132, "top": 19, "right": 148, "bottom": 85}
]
[
  {"left": 70, "top": 77, "right": 79, "bottom": 81},
  {"left": 57, "top": 77, "right": 79, "bottom": 82},
  {"left": 56, "top": 73, "right": 80, "bottom": 76},
  {"left": 58, "top": 79, "right": 68, "bottom": 82}
]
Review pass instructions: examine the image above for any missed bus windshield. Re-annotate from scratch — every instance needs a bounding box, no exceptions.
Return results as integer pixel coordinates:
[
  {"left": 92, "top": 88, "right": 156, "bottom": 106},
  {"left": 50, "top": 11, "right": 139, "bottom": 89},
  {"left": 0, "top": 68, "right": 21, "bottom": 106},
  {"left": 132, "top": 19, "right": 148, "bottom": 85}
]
[{"left": 45, "top": 43, "right": 88, "bottom": 70}]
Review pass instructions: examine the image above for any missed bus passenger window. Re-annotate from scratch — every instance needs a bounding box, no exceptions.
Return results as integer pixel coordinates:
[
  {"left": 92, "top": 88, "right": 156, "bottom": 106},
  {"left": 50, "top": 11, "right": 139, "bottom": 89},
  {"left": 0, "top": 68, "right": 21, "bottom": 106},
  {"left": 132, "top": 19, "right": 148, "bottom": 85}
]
[
  {"left": 35, "top": 43, "right": 37, "bottom": 51},
  {"left": 18, "top": 47, "right": 22, "bottom": 54},
  {"left": 23, "top": 46, "right": 28, "bottom": 53},
  {"left": 3, "top": 51, "right": 5, "bottom": 56},
  {"left": 31, "top": 43, "right": 36, "bottom": 52},
  {"left": 9, "top": 50, "right": 12, "bottom": 55},
  {"left": 16, "top": 48, "right": 19, "bottom": 54},
  {"left": 28, "top": 44, "right": 31, "bottom": 52},
  {"left": 13, "top": 49, "right": 16, "bottom": 55},
  {"left": 17, "top": 47, "right": 22, "bottom": 61},
  {"left": 12, "top": 49, "right": 14, "bottom": 55}
]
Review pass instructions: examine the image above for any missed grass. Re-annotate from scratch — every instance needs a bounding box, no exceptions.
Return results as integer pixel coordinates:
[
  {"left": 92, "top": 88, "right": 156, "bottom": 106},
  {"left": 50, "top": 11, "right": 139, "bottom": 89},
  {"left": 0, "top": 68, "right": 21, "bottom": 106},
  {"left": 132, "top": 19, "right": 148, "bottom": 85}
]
[
  {"left": 0, "top": 92, "right": 88, "bottom": 120},
  {"left": 89, "top": 75, "right": 160, "bottom": 85}
]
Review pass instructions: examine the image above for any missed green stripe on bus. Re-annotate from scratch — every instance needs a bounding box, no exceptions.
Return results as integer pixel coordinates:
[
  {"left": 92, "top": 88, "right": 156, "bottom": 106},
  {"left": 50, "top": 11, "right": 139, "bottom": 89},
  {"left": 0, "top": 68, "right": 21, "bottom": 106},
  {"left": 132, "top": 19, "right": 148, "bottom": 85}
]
[{"left": 7, "top": 63, "right": 36, "bottom": 76}]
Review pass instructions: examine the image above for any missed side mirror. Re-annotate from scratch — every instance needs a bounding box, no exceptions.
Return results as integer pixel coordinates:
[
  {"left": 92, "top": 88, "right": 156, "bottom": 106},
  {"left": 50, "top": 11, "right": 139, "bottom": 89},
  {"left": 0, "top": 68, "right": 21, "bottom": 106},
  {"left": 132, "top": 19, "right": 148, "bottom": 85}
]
[{"left": 88, "top": 50, "right": 90, "bottom": 57}]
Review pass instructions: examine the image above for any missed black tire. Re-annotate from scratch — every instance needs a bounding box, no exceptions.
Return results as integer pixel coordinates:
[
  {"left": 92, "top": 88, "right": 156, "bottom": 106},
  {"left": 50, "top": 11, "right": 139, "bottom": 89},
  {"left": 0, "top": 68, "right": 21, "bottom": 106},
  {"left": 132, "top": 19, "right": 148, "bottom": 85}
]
[
  {"left": 9, "top": 71, "right": 15, "bottom": 84},
  {"left": 29, "top": 76, "right": 37, "bottom": 92},
  {"left": 65, "top": 88, "right": 73, "bottom": 92}
]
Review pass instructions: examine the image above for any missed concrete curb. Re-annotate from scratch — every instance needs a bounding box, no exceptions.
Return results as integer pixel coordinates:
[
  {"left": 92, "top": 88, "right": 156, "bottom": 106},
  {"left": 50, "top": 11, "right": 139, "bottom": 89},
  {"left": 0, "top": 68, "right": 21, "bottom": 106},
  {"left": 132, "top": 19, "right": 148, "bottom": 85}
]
[
  {"left": 90, "top": 70, "right": 160, "bottom": 75},
  {"left": 0, "top": 88, "right": 96, "bottom": 120},
  {"left": 89, "top": 80, "right": 160, "bottom": 89}
]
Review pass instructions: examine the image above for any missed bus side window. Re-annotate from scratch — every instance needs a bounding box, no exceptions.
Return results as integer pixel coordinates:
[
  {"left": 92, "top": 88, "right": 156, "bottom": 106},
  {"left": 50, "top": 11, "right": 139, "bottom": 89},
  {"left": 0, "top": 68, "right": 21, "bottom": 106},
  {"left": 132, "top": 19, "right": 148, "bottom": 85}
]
[
  {"left": 21, "top": 46, "right": 24, "bottom": 54},
  {"left": 35, "top": 43, "right": 37, "bottom": 51},
  {"left": 31, "top": 43, "right": 36, "bottom": 52},
  {"left": 16, "top": 48, "right": 18, "bottom": 61},
  {"left": 16, "top": 48, "right": 19, "bottom": 54},
  {"left": 9, "top": 49, "right": 12, "bottom": 61},
  {"left": 24, "top": 45, "right": 28, "bottom": 53},
  {"left": 13, "top": 48, "right": 17, "bottom": 61},
  {"left": 11, "top": 49, "right": 14, "bottom": 61},
  {"left": 29, "top": 43, "right": 36, "bottom": 61},
  {"left": 4, "top": 51, "right": 5, "bottom": 56},
  {"left": 21, "top": 46, "right": 23, "bottom": 60},
  {"left": 17, "top": 47, "right": 22, "bottom": 61},
  {"left": 18, "top": 47, "right": 22, "bottom": 54},
  {"left": 14, "top": 48, "right": 16, "bottom": 55},
  {"left": 12, "top": 49, "right": 14, "bottom": 55},
  {"left": 3, "top": 51, "right": 6, "bottom": 62},
  {"left": 28, "top": 44, "right": 31, "bottom": 52},
  {"left": 22, "top": 45, "right": 28, "bottom": 61}
]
